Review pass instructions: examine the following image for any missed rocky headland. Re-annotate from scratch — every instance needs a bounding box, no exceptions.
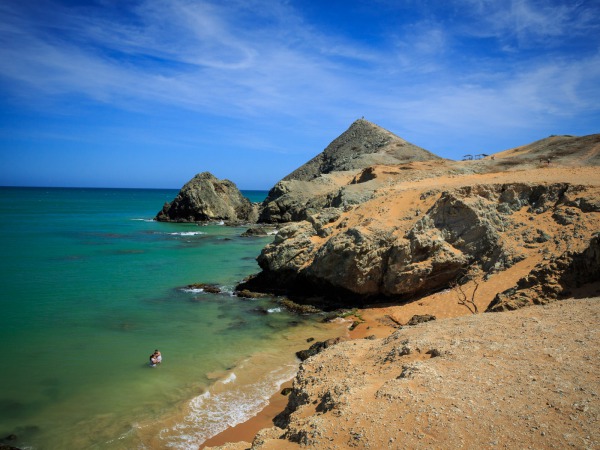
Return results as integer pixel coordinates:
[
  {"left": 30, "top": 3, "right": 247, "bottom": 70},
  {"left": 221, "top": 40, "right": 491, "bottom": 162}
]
[
  {"left": 158, "top": 119, "right": 599, "bottom": 449},
  {"left": 236, "top": 121, "right": 600, "bottom": 312}
]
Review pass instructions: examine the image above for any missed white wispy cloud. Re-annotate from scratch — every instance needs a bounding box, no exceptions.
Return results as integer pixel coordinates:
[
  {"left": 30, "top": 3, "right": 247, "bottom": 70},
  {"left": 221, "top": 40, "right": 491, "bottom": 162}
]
[
  {"left": 0, "top": 0, "right": 598, "bottom": 153},
  {"left": 458, "top": 0, "right": 600, "bottom": 48},
  {"left": 0, "top": 0, "right": 362, "bottom": 116}
]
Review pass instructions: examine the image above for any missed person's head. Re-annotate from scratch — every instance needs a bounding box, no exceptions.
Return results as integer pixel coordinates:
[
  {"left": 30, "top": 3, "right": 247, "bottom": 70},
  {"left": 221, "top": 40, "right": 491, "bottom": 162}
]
[{"left": 154, "top": 349, "right": 159, "bottom": 353}]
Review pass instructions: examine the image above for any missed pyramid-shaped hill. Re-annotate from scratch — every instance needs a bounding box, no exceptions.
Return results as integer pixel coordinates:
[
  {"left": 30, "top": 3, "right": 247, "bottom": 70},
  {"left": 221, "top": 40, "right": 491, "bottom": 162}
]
[
  {"left": 258, "top": 119, "right": 442, "bottom": 223},
  {"left": 493, "top": 133, "right": 600, "bottom": 166},
  {"left": 282, "top": 119, "right": 441, "bottom": 182}
]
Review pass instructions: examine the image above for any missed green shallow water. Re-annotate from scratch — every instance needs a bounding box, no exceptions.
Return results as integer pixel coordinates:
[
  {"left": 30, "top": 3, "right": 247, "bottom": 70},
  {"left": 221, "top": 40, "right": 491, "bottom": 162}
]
[{"left": 0, "top": 187, "right": 346, "bottom": 449}]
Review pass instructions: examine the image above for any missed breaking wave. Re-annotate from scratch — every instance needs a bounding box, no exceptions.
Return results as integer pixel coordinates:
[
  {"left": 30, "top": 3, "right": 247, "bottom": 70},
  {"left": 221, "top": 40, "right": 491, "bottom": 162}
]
[
  {"left": 168, "top": 231, "right": 206, "bottom": 236},
  {"left": 160, "top": 364, "right": 295, "bottom": 449}
]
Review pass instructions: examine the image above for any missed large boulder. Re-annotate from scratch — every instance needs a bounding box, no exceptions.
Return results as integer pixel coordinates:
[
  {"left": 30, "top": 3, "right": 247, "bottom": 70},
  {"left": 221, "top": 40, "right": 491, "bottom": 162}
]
[{"left": 155, "top": 172, "right": 258, "bottom": 223}]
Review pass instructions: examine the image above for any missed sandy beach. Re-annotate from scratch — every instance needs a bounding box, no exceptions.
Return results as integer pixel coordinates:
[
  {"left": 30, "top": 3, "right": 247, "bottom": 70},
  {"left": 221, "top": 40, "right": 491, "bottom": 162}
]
[
  {"left": 199, "top": 381, "right": 293, "bottom": 449},
  {"left": 204, "top": 294, "right": 600, "bottom": 449}
]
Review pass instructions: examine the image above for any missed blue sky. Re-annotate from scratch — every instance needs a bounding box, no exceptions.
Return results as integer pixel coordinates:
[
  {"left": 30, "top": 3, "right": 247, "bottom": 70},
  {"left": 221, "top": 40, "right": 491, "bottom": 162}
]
[{"left": 1, "top": 0, "right": 599, "bottom": 189}]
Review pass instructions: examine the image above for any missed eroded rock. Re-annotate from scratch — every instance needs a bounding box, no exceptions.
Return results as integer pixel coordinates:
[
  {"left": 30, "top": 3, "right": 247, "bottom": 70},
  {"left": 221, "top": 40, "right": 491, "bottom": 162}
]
[
  {"left": 488, "top": 234, "right": 600, "bottom": 311},
  {"left": 155, "top": 172, "right": 258, "bottom": 223},
  {"left": 241, "top": 182, "right": 598, "bottom": 306}
]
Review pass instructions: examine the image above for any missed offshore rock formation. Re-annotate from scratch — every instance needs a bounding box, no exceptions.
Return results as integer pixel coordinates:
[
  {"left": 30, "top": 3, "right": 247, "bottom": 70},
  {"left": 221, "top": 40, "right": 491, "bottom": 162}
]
[
  {"left": 259, "top": 119, "right": 441, "bottom": 223},
  {"left": 155, "top": 172, "right": 258, "bottom": 223}
]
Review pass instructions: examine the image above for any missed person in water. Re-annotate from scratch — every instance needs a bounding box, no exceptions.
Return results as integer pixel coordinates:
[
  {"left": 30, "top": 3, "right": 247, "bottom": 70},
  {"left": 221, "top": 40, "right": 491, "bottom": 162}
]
[{"left": 149, "top": 349, "right": 162, "bottom": 366}]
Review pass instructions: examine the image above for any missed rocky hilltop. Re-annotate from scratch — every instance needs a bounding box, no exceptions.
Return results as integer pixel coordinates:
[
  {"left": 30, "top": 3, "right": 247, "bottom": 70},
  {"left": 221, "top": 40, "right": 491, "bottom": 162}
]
[
  {"left": 259, "top": 119, "right": 441, "bottom": 223},
  {"left": 282, "top": 118, "right": 440, "bottom": 182},
  {"left": 155, "top": 172, "right": 258, "bottom": 223}
]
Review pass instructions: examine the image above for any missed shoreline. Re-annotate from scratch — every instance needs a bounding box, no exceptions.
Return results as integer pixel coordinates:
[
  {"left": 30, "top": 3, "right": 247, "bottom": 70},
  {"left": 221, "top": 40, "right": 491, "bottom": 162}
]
[
  {"left": 199, "top": 315, "right": 393, "bottom": 449},
  {"left": 201, "top": 296, "right": 600, "bottom": 449},
  {"left": 199, "top": 380, "right": 293, "bottom": 449},
  {"left": 197, "top": 265, "right": 573, "bottom": 449}
]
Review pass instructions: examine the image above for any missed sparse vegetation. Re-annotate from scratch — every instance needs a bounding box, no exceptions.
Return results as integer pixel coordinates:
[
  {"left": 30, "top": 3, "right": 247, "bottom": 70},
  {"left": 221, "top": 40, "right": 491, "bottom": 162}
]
[
  {"left": 451, "top": 278, "right": 480, "bottom": 314},
  {"left": 338, "top": 308, "right": 365, "bottom": 330}
]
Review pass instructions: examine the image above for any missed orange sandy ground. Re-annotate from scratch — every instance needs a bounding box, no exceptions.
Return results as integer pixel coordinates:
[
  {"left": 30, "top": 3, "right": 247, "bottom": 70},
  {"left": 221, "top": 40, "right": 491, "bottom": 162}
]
[{"left": 200, "top": 164, "right": 600, "bottom": 449}]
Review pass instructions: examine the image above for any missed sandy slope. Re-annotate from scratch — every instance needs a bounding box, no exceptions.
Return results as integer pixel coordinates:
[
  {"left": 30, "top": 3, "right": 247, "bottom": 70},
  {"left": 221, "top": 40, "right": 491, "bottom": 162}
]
[{"left": 207, "top": 297, "right": 600, "bottom": 450}]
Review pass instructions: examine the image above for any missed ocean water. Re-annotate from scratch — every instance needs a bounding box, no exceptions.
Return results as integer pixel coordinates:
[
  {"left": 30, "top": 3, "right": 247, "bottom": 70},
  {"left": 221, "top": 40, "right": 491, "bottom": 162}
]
[{"left": 0, "top": 187, "right": 347, "bottom": 449}]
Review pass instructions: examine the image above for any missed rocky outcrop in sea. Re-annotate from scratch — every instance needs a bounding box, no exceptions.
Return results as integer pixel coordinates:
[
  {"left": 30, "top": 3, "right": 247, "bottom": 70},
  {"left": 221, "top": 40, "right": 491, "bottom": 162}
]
[{"left": 155, "top": 172, "right": 259, "bottom": 223}]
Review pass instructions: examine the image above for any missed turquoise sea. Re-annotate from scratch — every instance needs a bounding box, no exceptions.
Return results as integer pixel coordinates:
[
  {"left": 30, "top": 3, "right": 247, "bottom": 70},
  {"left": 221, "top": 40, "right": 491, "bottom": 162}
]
[{"left": 0, "top": 187, "right": 347, "bottom": 449}]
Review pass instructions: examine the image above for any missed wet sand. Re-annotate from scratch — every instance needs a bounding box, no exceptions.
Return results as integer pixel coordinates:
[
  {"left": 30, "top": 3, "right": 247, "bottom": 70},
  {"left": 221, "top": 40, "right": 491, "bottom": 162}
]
[
  {"left": 199, "top": 317, "right": 391, "bottom": 449},
  {"left": 199, "top": 380, "right": 292, "bottom": 449}
]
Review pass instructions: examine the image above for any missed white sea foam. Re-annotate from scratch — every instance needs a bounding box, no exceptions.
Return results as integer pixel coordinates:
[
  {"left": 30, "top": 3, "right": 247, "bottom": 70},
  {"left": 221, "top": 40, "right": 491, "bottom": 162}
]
[
  {"left": 168, "top": 231, "right": 206, "bottom": 236},
  {"left": 219, "top": 286, "right": 235, "bottom": 296},
  {"left": 131, "top": 218, "right": 154, "bottom": 222},
  {"left": 267, "top": 307, "right": 282, "bottom": 313},
  {"left": 181, "top": 288, "right": 204, "bottom": 294},
  {"left": 162, "top": 365, "right": 296, "bottom": 449},
  {"left": 181, "top": 285, "right": 229, "bottom": 295},
  {"left": 221, "top": 372, "right": 237, "bottom": 384}
]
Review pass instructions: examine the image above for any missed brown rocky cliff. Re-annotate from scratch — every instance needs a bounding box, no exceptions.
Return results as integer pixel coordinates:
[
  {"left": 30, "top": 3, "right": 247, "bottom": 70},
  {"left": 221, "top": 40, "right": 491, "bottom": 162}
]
[
  {"left": 488, "top": 233, "right": 600, "bottom": 311},
  {"left": 208, "top": 298, "right": 600, "bottom": 449},
  {"left": 240, "top": 181, "right": 600, "bottom": 308}
]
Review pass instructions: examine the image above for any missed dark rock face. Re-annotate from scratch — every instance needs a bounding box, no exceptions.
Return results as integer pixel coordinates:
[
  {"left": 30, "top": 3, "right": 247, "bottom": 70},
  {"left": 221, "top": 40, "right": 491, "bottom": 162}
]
[
  {"left": 295, "top": 338, "right": 344, "bottom": 361},
  {"left": 406, "top": 314, "right": 436, "bottom": 326},
  {"left": 184, "top": 283, "right": 221, "bottom": 294},
  {"left": 487, "top": 234, "right": 600, "bottom": 312},
  {"left": 0, "top": 434, "right": 21, "bottom": 450},
  {"left": 241, "top": 226, "right": 276, "bottom": 237},
  {"left": 155, "top": 172, "right": 258, "bottom": 223}
]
